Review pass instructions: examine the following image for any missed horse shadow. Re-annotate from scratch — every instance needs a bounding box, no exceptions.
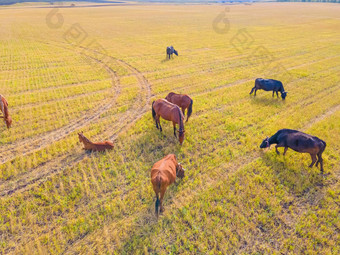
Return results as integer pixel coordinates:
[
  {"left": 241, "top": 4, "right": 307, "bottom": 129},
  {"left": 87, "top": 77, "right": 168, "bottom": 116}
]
[
  {"left": 160, "top": 57, "right": 170, "bottom": 63},
  {"left": 260, "top": 152, "right": 326, "bottom": 202},
  {"left": 249, "top": 96, "right": 287, "bottom": 110}
]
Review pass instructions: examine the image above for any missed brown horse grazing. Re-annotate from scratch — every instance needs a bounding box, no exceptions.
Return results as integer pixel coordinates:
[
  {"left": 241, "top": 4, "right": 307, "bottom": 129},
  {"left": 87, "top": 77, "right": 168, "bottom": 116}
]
[
  {"left": 0, "top": 95, "right": 12, "bottom": 129},
  {"left": 165, "top": 92, "right": 193, "bottom": 122},
  {"left": 78, "top": 132, "right": 114, "bottom": 152},
  {"left": 152, "top": 99, "right": 185, "bottom": 145},
  {"left": 260, "top": 129, "right": 326, "bottom": 173},
  {"left": 151, "top": 154, "right": 185, "bottom": 218}
]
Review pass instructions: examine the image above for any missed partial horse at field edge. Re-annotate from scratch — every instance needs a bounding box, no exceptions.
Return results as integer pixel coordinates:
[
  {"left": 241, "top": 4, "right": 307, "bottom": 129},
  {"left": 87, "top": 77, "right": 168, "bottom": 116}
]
[{"left": 0, "top": 94, "right": 12, "bottom": 129}]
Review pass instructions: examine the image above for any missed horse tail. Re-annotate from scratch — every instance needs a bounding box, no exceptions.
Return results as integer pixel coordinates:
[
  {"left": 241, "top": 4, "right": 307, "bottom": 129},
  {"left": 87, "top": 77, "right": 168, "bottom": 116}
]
[
  {"left": 187, "top": 99, "right": 193, "bottom": 121},
  {"left": 152, "top": 101, "right": 156, "bottom": 120},
  {"left": 155, "top": 196, "right": 160, "bottom": 218},
  {"left": 319, "top": 140, "right": 326, "bottom": 154},
  {"left": 155, "top": 174, "right": 162, "bottom": 217}
]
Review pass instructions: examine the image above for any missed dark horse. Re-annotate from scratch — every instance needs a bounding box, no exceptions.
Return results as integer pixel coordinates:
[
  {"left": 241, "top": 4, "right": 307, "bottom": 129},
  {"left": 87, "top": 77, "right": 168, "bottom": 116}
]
[
  {"left": 250, "top": 78, "right": 287, "bottom": 100},
  {"left": 260, "top": 129, "right": 326, "bottom": 172},
  {"left": 165, "top": 92, "right": 193, "bottom": 122},
  {"left": 152, "top": 99, "right": 185, "bottom": 145},
  {"left": 166, "top": 46, "right": 178, "bottom": 59},
  {"left": 0, "top": 94, "right": 12, "bottom": 129}
]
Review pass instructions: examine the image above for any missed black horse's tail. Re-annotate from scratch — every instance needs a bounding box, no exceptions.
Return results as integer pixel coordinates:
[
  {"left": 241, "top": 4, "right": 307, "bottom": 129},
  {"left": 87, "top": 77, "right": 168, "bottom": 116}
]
[
  {"left": 155, "top": 196, "right": 160, "bottom": 218},
  {"left": 152, "top": 101, "right": 156, "bottom": 120},
  {"left": 155, "top": 174, "right": 161, "bottom": 218},
  {"left": 187, "top": 99, "right": 193, "bottom": 122},
  {"left": 320, "top": 140, "right": 326, "bottom": 154}
]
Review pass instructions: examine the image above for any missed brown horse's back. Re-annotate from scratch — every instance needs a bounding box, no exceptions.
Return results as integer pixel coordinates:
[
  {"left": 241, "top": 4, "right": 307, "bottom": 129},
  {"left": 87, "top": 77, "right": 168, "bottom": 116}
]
[
  {"left": 166, "top": 92, "right": 192, "bottom": 109},
  {"left": 78, "top": 133, "right": 114, "bottom": 151},
  {"left": 0, "top": 95, "right": 8, "bottom": 116},
  {"left": 151, "top": 154, "right": 177, "bottom": 190},
  {"left": 92, "top": 141, "right": 114, "bottom": 151},
  {"left": 153, "top": 99, "right": 183, "bottom": 123}
]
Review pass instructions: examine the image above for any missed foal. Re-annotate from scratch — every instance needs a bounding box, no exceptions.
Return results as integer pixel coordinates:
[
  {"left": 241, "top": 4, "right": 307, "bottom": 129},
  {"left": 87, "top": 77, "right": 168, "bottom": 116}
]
[{"left": 78, "top": 132, "right": 114, "bottom": 152}]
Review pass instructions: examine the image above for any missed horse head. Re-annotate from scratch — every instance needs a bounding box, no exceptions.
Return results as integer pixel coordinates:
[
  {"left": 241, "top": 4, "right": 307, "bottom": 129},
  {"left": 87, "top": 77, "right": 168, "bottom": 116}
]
[
  {"left": 5, "top": 116, "right": 12, "bottom": 129},
  {"left": 78, "top": 132, "right": 85, "bottom": 143},
  {"left": 176, "top": 162, "right": 185, "bottom": 178},
  {"left": 174, "top": 50, "right": 178, "bottom": 56},
  {"left": 260, "top": 136, "right": 270, "bottom": 149},
  {"left": 281, "top": 91, "right": 287, "bottom": 100},
  {"left": 178, "top": 129, "right": 185, "bottom": 145}
]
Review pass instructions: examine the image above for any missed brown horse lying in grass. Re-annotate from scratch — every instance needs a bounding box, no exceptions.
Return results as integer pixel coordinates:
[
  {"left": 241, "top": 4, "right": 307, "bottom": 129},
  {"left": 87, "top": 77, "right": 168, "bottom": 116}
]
[
  {"left": 0, "top": 94, "right": 12, "bottom": 129},
  {"left": 78, "top": 132, "right": 114, "bottom": 152},
  {"left": 152, "top": 99, "right": 185, "bottom": 145},
  {"left": 260, "top": 129, "right": 326, "bottom": 173},
  {"left": 151, "top": 154, "right": 185, "bottom": 218},
  {"left": 165, "top": 92, "right": 193, "bottom": 122}
]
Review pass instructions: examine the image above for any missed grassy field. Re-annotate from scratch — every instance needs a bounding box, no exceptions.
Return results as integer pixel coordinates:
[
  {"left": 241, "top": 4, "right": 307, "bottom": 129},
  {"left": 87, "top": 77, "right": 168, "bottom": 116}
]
[{"left": 0, "top": 2, "right": 339, "bottom": 254}]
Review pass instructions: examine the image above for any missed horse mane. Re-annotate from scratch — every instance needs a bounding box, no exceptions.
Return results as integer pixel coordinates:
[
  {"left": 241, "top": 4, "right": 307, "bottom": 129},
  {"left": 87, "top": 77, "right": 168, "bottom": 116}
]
[{"left": 177, "top": 106, "right": 184, "bottom": 131}]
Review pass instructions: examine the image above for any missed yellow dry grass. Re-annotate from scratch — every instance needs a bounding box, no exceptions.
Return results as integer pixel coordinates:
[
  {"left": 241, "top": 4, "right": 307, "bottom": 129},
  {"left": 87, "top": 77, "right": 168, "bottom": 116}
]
[{"left": 0, "top": 2, "right": 339, "bottom": 254}]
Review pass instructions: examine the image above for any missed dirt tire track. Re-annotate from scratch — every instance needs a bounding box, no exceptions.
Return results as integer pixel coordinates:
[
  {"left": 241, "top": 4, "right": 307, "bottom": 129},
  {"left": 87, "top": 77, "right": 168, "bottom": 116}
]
[
  {"left": 0, "top": 43, "right": 152, "bottom": 197},
  {"left": 0, "top": 52, "right": 121, "bottom": 165},
  {"left": 302, "top": 104, "right": 340, "bottom": 131}
]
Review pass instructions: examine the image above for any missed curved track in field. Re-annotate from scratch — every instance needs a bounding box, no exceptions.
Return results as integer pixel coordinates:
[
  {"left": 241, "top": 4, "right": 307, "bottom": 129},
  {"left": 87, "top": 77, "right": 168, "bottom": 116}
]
[
  {"left": 0, "top": 42, "right": 151, "bottom": 197},
  {"left": 0, "top": 54, "right": 121, "bottom": 165}
]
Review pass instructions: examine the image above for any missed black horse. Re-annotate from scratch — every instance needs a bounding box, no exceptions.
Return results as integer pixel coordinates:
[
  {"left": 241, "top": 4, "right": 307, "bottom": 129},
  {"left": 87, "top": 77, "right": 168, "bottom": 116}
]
[
  {"left": 260, "top": 129, "right": 326, "bottom": 172},
  {"left": 166, "top": 46, "right": 178, "bottom": 59},
  {"left": 250, "top": 78, "right": 287, "bottom": 100}
]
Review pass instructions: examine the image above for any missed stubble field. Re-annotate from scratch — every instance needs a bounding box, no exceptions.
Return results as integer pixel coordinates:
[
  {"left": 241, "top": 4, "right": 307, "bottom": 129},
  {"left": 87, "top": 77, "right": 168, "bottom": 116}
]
[{"left": 0, "top": 2, "right": 339, "bottom": 254}]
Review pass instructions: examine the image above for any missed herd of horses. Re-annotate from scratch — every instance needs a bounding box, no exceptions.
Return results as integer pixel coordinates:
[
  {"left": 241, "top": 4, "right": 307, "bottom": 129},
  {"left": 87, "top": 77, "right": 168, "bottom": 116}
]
[{"left": 0, "top": 50, "right": 327, "bottom": 217}]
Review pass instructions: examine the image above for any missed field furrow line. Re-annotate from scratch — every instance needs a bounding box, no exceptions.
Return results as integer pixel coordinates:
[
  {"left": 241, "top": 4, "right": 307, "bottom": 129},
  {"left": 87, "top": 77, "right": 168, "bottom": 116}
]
[
  {"left": 184, "top": 54, "right": 340, "bottom": 98},
  {"left": 0, "top": 42, "right": 152, "bottom": 198},
  {"left": 71, "top": 97, "right": 340, "bottom": 253},
  {"left": 0, "top": 54, "right": 120, "bottom": 165}
]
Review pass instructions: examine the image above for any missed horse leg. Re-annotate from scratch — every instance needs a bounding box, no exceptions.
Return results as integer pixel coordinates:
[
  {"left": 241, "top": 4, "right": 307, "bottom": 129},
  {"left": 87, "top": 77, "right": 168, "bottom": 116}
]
[
  {"left": 181, "top": 107, "right": 185, "bottom": 116},
  {"left": 156, "top": 116, "right": 162, "bottom": 132},
  {"left": 249, "top": 87, "right": 255, "bottom": 95},
  {"left": 155, "top": 115, "right": 159, "bottom": 129},
  {"left": 173, "top": 122, "right": 177, "bottom": 138},
  {"left": 159, "top": 186, "right": 167, "bottom": 213},
  {"left": 276, "top": 91, "right": 279, "bottom": 97},
  {"left": 317, "top": 152, "right": 324, "bottom": 173},
  {"left": 272, "top": 91, "right": 275, "bottom": 97},
  {"left": 283, "top": 147, "right": 288, "bottom": 156},
  {"left": 275, "top": 145, "right": 282, "bottom": 155},
  {"left": 254, "top": 88, "right": 258, "bottom": 96},
  {"left": 309, "top": 154, "right": 317, "bottom": 168}
]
